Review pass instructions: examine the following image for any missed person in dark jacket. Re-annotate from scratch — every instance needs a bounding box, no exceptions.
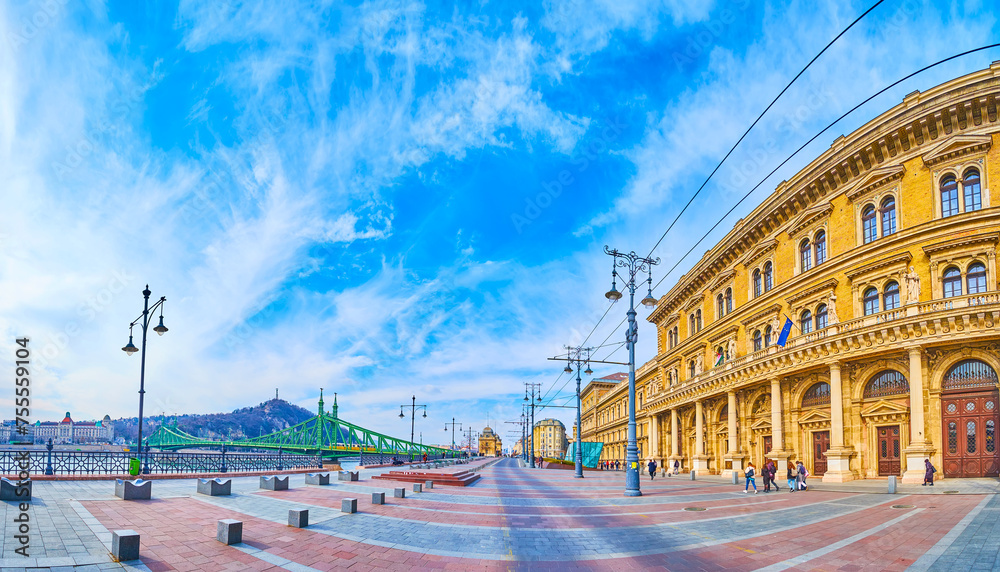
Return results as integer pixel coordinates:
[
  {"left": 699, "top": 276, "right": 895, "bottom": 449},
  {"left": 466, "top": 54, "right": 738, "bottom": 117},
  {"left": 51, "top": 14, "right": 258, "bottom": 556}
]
[
  {"left": 762, "top": 460, "right": 772, "bottom": 492},
  {"left": 923, "top": 459, "right": 937, "bottom": 486},
  {"left": 673, "top": 459, "right": 680, "bottom": 475},
  {"left": 647, "top": 459, "right": 657, "bottom": 480},
  {"left": 796, "top": 461, "right": 808, "bottom": 490}
]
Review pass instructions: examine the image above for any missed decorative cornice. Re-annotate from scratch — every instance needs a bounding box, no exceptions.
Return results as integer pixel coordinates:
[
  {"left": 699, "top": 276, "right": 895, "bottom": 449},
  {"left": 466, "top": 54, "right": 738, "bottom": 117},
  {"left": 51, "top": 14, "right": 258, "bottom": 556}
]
[
  {"left": 663, "top": 311, "right": 680, "bottom": 326},
  {"left": 845, "top": 252, "right": 912, "bottom": 281},
  {"left": 787, "top": 203, "right": 834, "bottom": 238},
  {"left": 708, "top": 325, "right": 740, "bottom": 345},
  {"left": 923, "top": 232, "right": 1000, "bottom": 257},
  {"left": 785, "top": 278, "right": 839, "bottom": 307},
  {"left": 921, "top": 134, "right": 992, "bottom": 166},
  {"left": 860, "top": 400, "right": 910, "bottom": 419},
  {"left": 708, "top": 269, "right": 737, "bottom": 292},
  {"left": 743, "top": 238, "right": 778, "bottom": 268},
  {"left": 740, "top": 303, "right": 783, "bottom": 328},
  {"left": 682, "top": 291, "right": 707, "bottom": 312},
  {"left": 845, "top": 164, "right": 906, "bottom": 202}
]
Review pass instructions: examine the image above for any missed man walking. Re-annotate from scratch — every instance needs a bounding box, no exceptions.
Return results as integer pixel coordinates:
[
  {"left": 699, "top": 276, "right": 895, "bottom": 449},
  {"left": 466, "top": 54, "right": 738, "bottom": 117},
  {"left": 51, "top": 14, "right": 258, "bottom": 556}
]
[{"left": 647, "top": 459, "right": 657, "bottom": 480}]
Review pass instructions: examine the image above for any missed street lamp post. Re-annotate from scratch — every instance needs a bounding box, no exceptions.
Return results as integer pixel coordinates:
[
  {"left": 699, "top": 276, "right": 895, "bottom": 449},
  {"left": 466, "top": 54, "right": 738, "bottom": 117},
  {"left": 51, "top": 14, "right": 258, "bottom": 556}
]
[
  {"left": 398, "top": 395, "right": 427, "bottom": 461},
  {"left": 444, "top": 418, "right": 462, "bottom": 455},
  {"left": 524, "top": 382, "right": 541, "bottom": 467},
  {"left": 550, "top": 347, "right": 594, "bottom": 478},
  {"left": 121, "top": 285, "right": 168, "bottom": 475},
  {"left": 604, "top": 246, "right": 659, "bottom": 497}
]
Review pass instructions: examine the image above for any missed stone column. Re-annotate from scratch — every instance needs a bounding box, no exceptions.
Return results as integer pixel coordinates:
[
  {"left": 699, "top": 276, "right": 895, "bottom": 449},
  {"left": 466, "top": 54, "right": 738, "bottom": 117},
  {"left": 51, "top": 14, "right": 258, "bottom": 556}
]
[
  {"left": 649, "top": 414, "right": 659, "bottom": 461},
  {"left": 902, "top": 346, "right": 935, "bottom": 483},
  {"left": 723, "top": 390, "right": 744, "bottom": 477},
  {"left": 670, "top": 409, "right": 679, "bottom": 460},
  {"left": 693, "top": 400, "right": 710, "bottom": 474},
  {"left": 770, "top": 379, "right": 783, "bottom": 452},
  {"left": 823, "top": 361, "right": 855, "bottom": 483}
]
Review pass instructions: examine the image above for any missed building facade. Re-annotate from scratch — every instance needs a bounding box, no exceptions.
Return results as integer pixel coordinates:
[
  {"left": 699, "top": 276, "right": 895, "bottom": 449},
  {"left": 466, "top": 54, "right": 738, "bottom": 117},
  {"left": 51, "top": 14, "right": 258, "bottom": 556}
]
[
  {"left": 533, "top": 418, "right": 568, "bottom": 459},
  {"left": 586, "top": 62, "right": 1000, "bottom": 483},
  {"left": 479, "top": 426, "right": 502, "bottom": 456},
  {"left": 20, "top": 413, "right": 116, "bottom": 444}
]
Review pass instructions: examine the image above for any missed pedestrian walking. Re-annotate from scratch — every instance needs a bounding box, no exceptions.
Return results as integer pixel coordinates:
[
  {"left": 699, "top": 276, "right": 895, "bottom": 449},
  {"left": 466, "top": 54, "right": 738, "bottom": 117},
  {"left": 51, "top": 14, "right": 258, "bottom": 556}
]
[
  {"left": 673, "top": 459, "right": 680, "bottom": 475},
  {"left": 615, "top": 459, "right": 620, "bottom": 471},
  {"left": 647, "top": 459, "right": 657, "bottom": 480},
  {"left": 762, "top": 460, "right": 771, "bottom": 492},
  {"left": 743, "top": 462, "right": 758, "bottom": 494},
  {"left": 923, "top": 458, "right": 937, "bottom": 486},
  {"left": 767, "top": 460, "right": 778, "bottom": 492},
  {"left": 796, "top": 461, "right": 808, "bottom": 490},
  {"left": 786, "top": 461, "right": 796, "bottom": 492}
]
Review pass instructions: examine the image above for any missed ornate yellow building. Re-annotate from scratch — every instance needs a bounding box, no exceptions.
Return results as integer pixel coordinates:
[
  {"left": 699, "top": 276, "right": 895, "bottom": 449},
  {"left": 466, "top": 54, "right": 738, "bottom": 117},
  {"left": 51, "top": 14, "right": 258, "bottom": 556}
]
[
  {"left": 479, "top": 426, "right": 502, "bottom": 456},
  {"left": 585, "top": 62, "right": 1000, "bottom": 483},
  {"left": 533, "top": 418, "right": 568, "bottom": 459}
]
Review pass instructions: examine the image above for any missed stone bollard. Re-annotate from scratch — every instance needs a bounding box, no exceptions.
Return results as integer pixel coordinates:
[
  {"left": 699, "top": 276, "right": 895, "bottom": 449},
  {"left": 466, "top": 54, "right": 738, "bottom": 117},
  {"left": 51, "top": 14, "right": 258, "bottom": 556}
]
[
  {"left": 372, "top": 492, "right": 385, "bottom": 505},
  {"left": 111, "top": 530, "right": 140, "bottom": 561},
  {"left": 260, "top": 476, "right": 289, "bottom": 491},
  {"left": 690, "top": 470, "right": 697, "bottom": 481},
  {"left": 217, "top": 520, "right": 242, "bottom": 545},
  {"left": 660, "top": 469, "right": 666, "bottom": 477},
  {"left": 888, "top": 476, "right": 897, "bottom": 494},
  {"left": 341, "top": 498, "right": 358, "bottom": 513},
  {"left": 731, "top": 472, "right": 739, "bottom": 485},
  {"left": 0, "top": 477, "right": 30, "bottom": 501},
  {"left": 424, "top": 480, "right": 434, "bottom": 490},
  {"left": 197, "top": 478, "right": 231, "bottom": 496},
  {"left": 288, "top": 509, "right": 309, "bottom": 528},
  {"left": 413, "top": 483, "right": 423, "bottom": 493},
  {"left": 305, "top": 473, "right": 330, "bottom": 485},
  {"left": 394, "top": 487, "right": 406, "bottom": 498},
  {"left": 115, "top": 479, "right": 151, "bottom": 500}
]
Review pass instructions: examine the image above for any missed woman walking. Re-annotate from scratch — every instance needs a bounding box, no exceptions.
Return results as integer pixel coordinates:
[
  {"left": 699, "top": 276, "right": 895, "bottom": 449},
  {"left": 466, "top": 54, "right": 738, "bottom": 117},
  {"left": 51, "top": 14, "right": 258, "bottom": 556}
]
[
  {"left": 762, "top": 460, "right": 772, "bottom": 492},
  {"left": 786, "top": 461, "right": 797, "bottom": 492},
  {"left": 744, "top": 462, "right": 758, "bottom": 494},
  {"left": 923, "top": 459, "right": 937, "bottom": 486}
]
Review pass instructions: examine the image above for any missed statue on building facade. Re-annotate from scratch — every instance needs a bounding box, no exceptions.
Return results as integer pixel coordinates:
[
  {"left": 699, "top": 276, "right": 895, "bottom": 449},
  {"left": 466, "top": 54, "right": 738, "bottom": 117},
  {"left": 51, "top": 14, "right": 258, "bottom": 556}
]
[
  {"left": 728, "top": 337, "right": 737, "bottom": 360},
  {"left": 771, "top": 315, "right": 782, "bottom": 336},
  {"left": 905, "top": 266, "right": 921, "bottom": 303},
  {"left": 827, "top": 293, "right": 839, "bottom": 324},
  {"left": 695, "top": 354, "right": 704, "bottom": 375}
]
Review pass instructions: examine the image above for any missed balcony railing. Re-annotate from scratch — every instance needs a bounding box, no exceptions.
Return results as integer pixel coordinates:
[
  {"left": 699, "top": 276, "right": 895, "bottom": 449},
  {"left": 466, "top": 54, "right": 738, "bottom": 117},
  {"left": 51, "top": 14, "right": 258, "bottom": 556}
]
[{"left": 661, "top": 292, "right": 1000, "bottom": 398}]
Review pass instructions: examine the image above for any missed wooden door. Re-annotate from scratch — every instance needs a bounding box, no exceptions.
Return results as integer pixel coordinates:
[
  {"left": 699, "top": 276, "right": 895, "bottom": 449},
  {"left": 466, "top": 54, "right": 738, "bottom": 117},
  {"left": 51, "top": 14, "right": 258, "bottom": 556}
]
[
  {"left": 763, "top": 436, "right": 772, "bottom": 461},
  {"left": 877, "top": 426, "right": 901, "bottom": 476},
  {"left": 942, "top": 390, "right": 1000, "bottom": 478},
  {"left": 812, "top": 431, "right": 830, "bottom": 475}
]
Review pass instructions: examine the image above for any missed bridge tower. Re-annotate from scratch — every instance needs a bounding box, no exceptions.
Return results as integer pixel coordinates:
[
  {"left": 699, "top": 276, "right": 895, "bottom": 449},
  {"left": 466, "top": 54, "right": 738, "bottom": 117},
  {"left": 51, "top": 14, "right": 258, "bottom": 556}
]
[{"left": 332, "top": 393, "right": 338, "bottom": 419}]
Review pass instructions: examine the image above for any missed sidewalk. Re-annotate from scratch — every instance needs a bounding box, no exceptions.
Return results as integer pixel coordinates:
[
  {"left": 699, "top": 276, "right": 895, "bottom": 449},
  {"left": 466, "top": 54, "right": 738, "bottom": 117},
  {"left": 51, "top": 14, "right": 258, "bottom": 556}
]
[{"left": 695, "top": 473, "right": 1000, "bottom": 494}]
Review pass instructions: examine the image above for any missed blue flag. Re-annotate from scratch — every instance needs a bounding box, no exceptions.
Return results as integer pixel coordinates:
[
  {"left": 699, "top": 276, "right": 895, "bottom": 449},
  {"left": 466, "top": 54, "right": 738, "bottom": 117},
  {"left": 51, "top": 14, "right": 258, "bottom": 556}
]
[{"left": 776, "top": 317, "right": 793, "bottom": 347}]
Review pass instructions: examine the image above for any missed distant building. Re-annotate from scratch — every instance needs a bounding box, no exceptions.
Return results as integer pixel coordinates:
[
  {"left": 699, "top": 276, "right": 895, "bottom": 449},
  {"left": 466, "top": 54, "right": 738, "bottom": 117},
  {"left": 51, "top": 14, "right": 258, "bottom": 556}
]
[
  {"left": 22, "top": 412, "right": 115, "bottom": 444},
  {"left": 479, "top": 426, "right": 502, "bottom": 457},
  {"left": 512, "top": 437, "right": 524, "bottom": 456},
  {"left": 533, "top": 418, "right": 567, "bottom": 459}
]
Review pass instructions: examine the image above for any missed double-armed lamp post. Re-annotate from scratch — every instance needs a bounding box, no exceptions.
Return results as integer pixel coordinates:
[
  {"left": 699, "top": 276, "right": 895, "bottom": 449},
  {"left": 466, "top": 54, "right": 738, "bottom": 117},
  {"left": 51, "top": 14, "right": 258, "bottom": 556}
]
[
  {"left": 604, "top": 246, "right": 659, "bottom": 497},
  {"left": 121, "top": 285, "right": 168, "bottom": 475},
  {"left": 444, "top": 418, "right": 462, "bottom": 453},
  {"left": 399, "top": 395, "right": 427, "bottom": 460}
]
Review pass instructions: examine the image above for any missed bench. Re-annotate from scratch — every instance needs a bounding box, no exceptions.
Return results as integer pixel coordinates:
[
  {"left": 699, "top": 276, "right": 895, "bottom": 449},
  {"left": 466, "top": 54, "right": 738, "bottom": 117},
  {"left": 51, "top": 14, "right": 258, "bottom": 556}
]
[
  {"left": 115, "top": 479, "right": 151, "bottom": 500},
  {"left": 305, "top": 472, "right": 330, "bottom": 485},
  {"left": 196, "top": 478, "right": 231, "bottom": 496},
  {"left": 0, "top": 477, "right": 30, "bottom": 501},
  {"left": 259, "top": 475, "right": 289, "bottom": 491}
]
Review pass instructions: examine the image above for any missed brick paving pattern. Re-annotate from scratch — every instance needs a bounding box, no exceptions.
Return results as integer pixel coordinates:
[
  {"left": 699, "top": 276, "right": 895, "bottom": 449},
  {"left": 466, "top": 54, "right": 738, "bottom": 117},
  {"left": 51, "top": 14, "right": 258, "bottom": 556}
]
[{"left": 3, "top": 457, "right": 1000, "bottom": 570}]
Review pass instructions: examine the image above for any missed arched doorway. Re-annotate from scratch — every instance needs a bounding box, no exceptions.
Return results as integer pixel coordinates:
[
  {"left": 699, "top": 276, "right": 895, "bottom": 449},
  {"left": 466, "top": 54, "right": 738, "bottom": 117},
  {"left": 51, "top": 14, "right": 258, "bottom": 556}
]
[{"left": 941, "top": 359, "right": 1000, "bottom": 478}]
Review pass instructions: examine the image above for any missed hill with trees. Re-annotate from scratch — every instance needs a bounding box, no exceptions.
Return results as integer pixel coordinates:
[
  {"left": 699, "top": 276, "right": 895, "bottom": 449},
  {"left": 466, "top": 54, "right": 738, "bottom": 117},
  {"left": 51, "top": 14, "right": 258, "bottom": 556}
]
[{"left": 113, "top": 398, "right": 315, "bottom": 443}]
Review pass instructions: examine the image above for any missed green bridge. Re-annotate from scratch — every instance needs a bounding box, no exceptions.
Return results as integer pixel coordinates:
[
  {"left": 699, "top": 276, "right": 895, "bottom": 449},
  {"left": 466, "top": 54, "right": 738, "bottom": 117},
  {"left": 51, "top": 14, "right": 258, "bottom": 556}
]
[{"left": 146, "top": 391, "right": 457, "bottom": 460}]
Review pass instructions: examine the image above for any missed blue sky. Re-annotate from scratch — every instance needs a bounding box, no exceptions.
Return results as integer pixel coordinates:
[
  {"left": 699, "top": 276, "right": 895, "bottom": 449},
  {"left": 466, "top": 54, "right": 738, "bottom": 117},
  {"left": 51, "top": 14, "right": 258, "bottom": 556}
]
[{"left": 0, "top": 0, "right": 997, "bottom": 449}]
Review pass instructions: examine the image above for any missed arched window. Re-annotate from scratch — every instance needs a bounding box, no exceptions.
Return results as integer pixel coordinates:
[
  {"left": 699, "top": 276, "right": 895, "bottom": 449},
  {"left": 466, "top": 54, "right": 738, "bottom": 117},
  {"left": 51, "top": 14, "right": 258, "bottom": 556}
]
[
  {"left": 800, "top": 310, "right": 813, "bottom": 334},
  {"left": 968, "top": 262, "right": 987, "bottom": 294},
  {"left": 862, "top": 205, "right": 877, "bottom": 244},
  {"left": 753, "top": 330, "right": 762, "bottom": 352},
  {"left": 764, "top": 325, "right": 772, "bottom": 347},
  {"left": 943, "top": 359, "right": 999, "bottom": 391},
  {"left": 689, "top": 314, "right": 696, "bottom": 334},
  {"left": 816, "top": 304, "right": 828, "bottom": 330},
  {"left": 802, "top": 382, "right": 831, "bottom": 407},
  {"left": 880, "top": 196, "right": 896, "bottom": 237},
  {"left": 883, "top": 281, "right": 900, "bottom": 311},
  {"left": 717, "top": 294, "right": 725, "bottom": 318},
  {"left": 688, "top": 360, "right": 696, "bottom": 378},
  {"left": 814, "top": 231, "right": 826, "bottom": 266},
  {"left": 800, "top": 239, "right": 812, "bottom": 272},
  {"left": 943, "top": 266, "right": 962, "bottom": 298},
  {"left": 763, "top": 262, "right": 773, "bottom": 292},
  {"left": 941, "top": 175, "right": 959, "bottom": 217},
  {"left": 753, "top": 269, "right": 762, "bottom": 298},
  {"left": 725, "top": 288, "right": 733, "bottom": 313},
  {"left": 863, "top": 286, "right": 879, "bottom": 315},
  {"left": 863, "top": 370, "right": 909, "bottom": 398},
  {"left": 964, "top": 168, "right": 982, "bottom": 212},
  {"left": 695, "top": 310, "right": 702, "bottom": 332}
]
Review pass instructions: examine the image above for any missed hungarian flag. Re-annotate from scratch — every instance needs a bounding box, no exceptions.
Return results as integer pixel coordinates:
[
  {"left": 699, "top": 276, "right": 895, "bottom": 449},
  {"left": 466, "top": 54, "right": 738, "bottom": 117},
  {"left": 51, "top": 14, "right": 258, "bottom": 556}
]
[{"left": 714, "top": 349, "right": 724, "bottom": 367}]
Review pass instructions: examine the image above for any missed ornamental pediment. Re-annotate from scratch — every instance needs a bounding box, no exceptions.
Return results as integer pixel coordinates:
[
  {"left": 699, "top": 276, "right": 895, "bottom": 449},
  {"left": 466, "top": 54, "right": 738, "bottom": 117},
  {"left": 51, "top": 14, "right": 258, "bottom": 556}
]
[
  {"left": 785, "top": 278, "right": 838, "bottom": 307},
  {"left": 787, "top": 203, "right": 834, "bottom": 238},
  {"left": 740, "top": 303, "right": 783, "bottom": 328},
  {"left": 797, "top": 409, "right": 831, "bottom": 426},
  {"left": 845, "top": 164, "right": 906, "bottom": 202},
  {"left": 682, "top": 291, "right": 707, "bottom": 312},
  {"left": 743, "top": 238, "right": 778, "bottom": 267},
  {"left": 749, "top": 417, "right": 772, "bottom": 431},
  {"left": 860, "top": 400, "right": 910, "bottom": 420},
  {"left": 921, "top": 134, "right": 992, "bottom": 166},
  {"left": 708, "top": 269, "right": 737, "bottom": 292},
  {"left": 664, "top": 311, "right": 680, "bottom": 326},
  {"left": 922, "top": 232, "right": 999, "bottom": 257},
  {"left": 845, "top": 251, "right": 912, "bottom": 281}
]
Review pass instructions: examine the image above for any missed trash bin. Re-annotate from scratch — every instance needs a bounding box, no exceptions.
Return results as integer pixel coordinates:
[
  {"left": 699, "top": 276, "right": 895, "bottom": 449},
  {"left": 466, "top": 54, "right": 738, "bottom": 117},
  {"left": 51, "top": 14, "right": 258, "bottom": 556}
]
[{"left": 129, "top": 458, "right": 141, "bottom": 476}]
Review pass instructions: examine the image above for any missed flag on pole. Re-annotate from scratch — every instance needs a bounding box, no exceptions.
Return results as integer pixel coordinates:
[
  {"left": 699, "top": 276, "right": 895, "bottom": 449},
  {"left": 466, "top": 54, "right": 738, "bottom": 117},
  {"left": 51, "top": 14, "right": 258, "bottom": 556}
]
[
  {"left": 776, "top": 317, "right": 794, "bottom": 347},
  {"left": 714, "top": 348, "right": 724, "bottom": 367}
]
